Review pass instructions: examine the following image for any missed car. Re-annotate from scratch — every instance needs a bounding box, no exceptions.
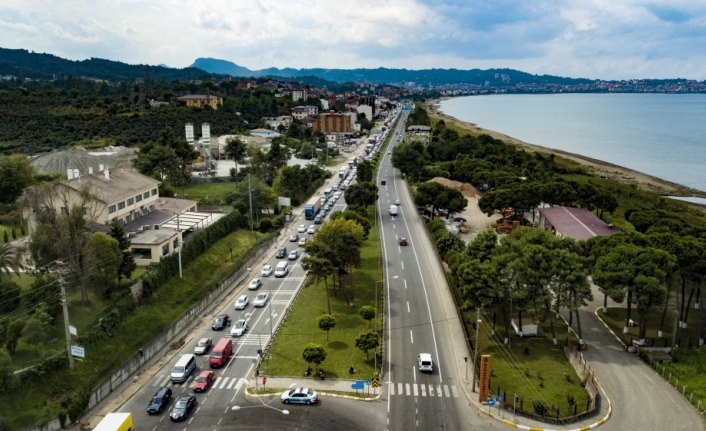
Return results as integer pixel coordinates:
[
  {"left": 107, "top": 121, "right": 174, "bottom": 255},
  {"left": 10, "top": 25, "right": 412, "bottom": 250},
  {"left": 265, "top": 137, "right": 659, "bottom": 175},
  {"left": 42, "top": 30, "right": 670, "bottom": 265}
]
[
  {"left": 254, "top": 292, "right": 269, "bottom": 307},
  {"left": 399, "top": 237, "right": 408, "bottom": 246},
  {"left": 381, "top": 180, "right": 386, "bottom": 185},
  {"left": 192, "top": 370, "right": 215, "bottom": 392},
  {"left": 234, "top": 294, "right": 249, "bottom": 310},
  {"left": 289, "top": 233, "right": 299, "bottom": 242},
  {"left": 147, "top": 386, "right": 172, "bottom": 414},
  {"left": 288, "top": 250, "right": 299, "bottom": 260},
  {"left": 261, "top": 264, "right": 273, "bottom": 277},
  {"left": 395, "top": 199, "right": 401, "bottom": 206},
  {"left": 323, "top": 204, "right": 331, "bottom": 212},
  {"left": 314, "top": 215, "right": 323, "bottom": 224},
  {"left": 170, "top": 394, "right": 197, "bottom": 421},
  {"left": 307, "top": 225, "right": 317, "bottom": 234},
  {"left": 248, "top": 278, "right": 262, "bottom": 290},
  {"left": 230, "top": 319, "right": 248, "bottom": 337},
  {"left": 298, "top": 237, "right": 307, "bottom": 246},
  {"left": 297, "top": 224, "right": 307, "bottom": 233},
  {"left": 211, "top": 314, "right": 230, "bottom": 330},
  {"left": 276, "top": 247, "right": 288, "bottom": 259},
  {"left": 280, "top": 387, "right": 318, "bottom": 405},
  {"left": 194, "top": 337, "right": 212, "bottom": 355}
]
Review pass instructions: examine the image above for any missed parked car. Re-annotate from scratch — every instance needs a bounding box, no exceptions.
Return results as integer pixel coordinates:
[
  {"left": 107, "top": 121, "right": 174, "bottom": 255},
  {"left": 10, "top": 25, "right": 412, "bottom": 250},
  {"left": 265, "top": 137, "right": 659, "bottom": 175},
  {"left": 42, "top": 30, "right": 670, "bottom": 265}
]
[
  {"left": 399, "top": 237, "right": 408, "bottom": 246},
  {"left": 230, "top": 319, "right": 248, "bottom": 337},
  {"left": 276, "top": 247, "right": 288, "bottom": 259},
  {"left": 297, "top": 224, "right": 307, "bottom": 233},
  {"left": 288, "top": 249, "right": 299, "bottom": 260},
  {"left": 211, "top": 314, "right": 230, "bottom": 330},
  {"left": 248, "top": 278, "right": 262, "bottom": 290},
  {"left": 280, "top": 387, "right": 318, "bottom": 405},
  {"left": 254, "top": 292, "right": 269, "bottom": 307},
  {"left": 261, "top": 264, "right": 273, "bottom": 277},
  {"left": 192, "top": 370, "right": 215, "bottom": 392},
  {"left": 289, "top": 233, "right": 299, "bottom": 242},
  {"left": 147, "top": 386, "right": 172, "bottom": 414},
  {"left": 194, "top": 337, "right": 212, "bottom": 355},
  {"left": 170, "top": 394, "right": 197, "bottom": 421},
  {"left": 234, "top": 294, "right": 249, "bottom": 310},
  {"left": 307, "top": 225, "right": 317, "bottom": 234}
]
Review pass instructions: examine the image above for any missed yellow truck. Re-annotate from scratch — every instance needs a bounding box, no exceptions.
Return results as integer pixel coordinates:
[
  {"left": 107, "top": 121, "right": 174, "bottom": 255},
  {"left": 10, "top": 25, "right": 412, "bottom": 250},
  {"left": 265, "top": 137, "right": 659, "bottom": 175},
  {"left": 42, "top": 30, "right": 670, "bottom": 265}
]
[{"left": 93, "top": 413, "right": 134, "bottom": 431}]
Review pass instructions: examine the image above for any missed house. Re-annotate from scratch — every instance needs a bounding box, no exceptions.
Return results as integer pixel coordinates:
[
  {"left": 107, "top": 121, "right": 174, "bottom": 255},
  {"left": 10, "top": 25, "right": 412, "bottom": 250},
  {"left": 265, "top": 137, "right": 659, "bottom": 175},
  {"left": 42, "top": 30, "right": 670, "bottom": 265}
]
[
  {"left": 538, "top": 206, "right": 617, "bottom": 241},
  {"left": 176, "top": 94, "right": 223, "bottom": 110},
  {"left": 292, "top": 88, "right": 308, "bottom": 101},
  {"left": 291, "top": 106, "right": 318, "bottom": 120}
]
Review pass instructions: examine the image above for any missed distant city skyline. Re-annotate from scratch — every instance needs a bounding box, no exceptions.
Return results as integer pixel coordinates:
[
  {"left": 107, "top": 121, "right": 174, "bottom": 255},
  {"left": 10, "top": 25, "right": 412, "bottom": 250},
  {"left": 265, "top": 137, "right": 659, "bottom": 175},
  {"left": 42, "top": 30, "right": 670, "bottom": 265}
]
[{"left": 1, "top": 0, "right": 705, "bottom": 80}]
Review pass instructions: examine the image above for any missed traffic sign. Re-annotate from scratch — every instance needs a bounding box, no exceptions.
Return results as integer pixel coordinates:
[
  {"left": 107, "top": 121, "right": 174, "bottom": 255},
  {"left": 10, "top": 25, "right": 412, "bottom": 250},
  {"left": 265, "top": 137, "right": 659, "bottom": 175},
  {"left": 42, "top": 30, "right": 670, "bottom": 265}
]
[
  {"left": 487, "top": 397, "right": 496, "bottom": 407},
  {"left": 262, "top": 377, "right": 267, "bottom": 385},
  {"left": 351, "top": 380, "right": 365, "bottom": 390},
  {"left": 371, "top": 377, "right": 379, "bottom": 388},
  {"left": 497, "top": 395, "right": 504, "bottom": 402},
  {"left": 71, "top": 345, "right": 85, "bottom": 358}
]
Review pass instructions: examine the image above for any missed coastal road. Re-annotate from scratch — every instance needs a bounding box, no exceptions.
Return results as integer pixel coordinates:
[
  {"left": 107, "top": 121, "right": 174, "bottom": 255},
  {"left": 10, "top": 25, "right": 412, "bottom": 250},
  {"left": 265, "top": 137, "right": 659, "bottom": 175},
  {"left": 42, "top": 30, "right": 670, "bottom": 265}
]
[{"left": 377, "top": 111, "right": 493, "bottom": 430}]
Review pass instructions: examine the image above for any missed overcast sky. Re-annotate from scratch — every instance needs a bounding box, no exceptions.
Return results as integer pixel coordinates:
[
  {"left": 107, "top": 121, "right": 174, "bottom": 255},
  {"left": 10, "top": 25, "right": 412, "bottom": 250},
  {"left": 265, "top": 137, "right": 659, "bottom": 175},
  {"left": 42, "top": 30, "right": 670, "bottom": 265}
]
[{"left": 2, "top": 0, "right": 706, "bottom": 80}]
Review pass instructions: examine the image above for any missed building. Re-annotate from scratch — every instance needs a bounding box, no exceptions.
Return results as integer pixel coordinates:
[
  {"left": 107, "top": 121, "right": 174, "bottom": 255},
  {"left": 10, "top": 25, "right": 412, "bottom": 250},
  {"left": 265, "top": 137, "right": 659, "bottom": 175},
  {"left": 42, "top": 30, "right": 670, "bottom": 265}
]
[
  {"left": 356, "top": 104, "right": 373, "bottom": 121},
  {"left": 313, "top": 113, "right": 353, "bottom": 133},
  {"left": 176, "top": 94, "right": 223, "bottom": 109},
  {"left": 262, "top": 115, "right": 293, "bottom": 130},
  {"left": 292, "top": 88, "right": 308, "bottom": 101},
  {"left": 538, "top": 206, "right": 618, "bottom": 241},
  {"left": 250, "top": 128, "right": 280, "bottom": 139},
  {"left": 291, "top": 106, "right": 318, "bottom": 120}
]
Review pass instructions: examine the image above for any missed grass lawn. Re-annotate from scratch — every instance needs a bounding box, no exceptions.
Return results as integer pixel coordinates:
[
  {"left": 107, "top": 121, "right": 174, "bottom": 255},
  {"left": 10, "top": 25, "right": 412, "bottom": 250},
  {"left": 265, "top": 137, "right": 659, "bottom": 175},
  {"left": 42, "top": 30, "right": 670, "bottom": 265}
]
[
  {"left": 181, "top": 181, "right": 237, "bottom": 205},
  {"left": 0, "top": 229, "right": 267, "bottom": 429},
  {"left": 264, "top": 211, "right": 382, "bottom": 380}
]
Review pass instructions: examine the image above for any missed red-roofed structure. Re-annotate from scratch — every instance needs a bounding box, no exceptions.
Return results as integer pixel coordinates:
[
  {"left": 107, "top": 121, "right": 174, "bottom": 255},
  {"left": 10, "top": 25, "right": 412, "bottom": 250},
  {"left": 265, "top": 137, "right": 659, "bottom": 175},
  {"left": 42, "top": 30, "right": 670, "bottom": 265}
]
[{"left": 538, "top": 206, "right": 617, "bottom": 241}]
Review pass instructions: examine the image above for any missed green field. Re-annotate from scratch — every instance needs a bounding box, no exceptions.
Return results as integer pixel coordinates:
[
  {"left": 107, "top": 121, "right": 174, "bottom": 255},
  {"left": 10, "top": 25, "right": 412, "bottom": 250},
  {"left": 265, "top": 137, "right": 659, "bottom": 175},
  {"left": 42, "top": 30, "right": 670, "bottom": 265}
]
[{"left": 180, "top": 181, "right": 237, "bottom": 205}]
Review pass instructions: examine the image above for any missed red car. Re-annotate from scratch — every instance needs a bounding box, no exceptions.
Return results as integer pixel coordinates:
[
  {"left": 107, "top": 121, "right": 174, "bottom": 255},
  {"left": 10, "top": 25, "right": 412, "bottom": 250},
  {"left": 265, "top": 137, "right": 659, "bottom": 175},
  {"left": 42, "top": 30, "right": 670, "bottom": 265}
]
[
  {"left": 192, "top": 370, "right": 215, "bottom": 392},
  {"left": 399, "top": 237, "right": 408, "bottom": 246}
]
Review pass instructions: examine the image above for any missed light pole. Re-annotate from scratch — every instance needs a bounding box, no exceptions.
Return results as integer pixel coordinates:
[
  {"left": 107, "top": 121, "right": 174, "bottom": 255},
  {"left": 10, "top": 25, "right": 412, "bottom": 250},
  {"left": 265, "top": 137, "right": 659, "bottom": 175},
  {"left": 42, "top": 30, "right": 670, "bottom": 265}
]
[
  {"left": 175, "top": 211, "right": 183, "bottom": 279},
  {"left": 472, "top": 308, "right": 482, "bottom": 392},
  {"left": 248, "top": 174, "right": 254, "bottom": 231}
]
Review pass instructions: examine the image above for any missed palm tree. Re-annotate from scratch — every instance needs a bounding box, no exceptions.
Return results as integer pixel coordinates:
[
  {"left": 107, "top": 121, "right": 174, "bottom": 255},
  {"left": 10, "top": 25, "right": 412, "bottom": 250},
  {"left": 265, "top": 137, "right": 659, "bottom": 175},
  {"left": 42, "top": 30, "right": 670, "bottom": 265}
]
[{"left": 0, "top": 242, "right": 22, "bottom": 281}]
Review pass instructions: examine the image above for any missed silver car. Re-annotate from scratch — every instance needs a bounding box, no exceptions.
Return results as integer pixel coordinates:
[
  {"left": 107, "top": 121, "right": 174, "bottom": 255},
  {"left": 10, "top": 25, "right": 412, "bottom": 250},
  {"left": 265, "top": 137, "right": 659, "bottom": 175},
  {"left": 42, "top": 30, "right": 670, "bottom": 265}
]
[
  {"left": 254, "top": 292, "right": 269, "bottom": 307},
  {"left": 230, "top": 319, "right": 248, "bottom": 337},
  {"left": 194, "top": 338, "right": 212, "bottom": 355},
  {"left": 234, "top": 294, "right": 249, "bottom": 310}
]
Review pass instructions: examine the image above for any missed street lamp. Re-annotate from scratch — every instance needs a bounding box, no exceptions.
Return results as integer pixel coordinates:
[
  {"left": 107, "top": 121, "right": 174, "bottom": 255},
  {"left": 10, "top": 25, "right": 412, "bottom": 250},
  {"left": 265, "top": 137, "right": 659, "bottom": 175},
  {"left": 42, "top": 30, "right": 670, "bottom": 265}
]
[{"left": 472, "top": 308, "right": 482, "bottom": 393}]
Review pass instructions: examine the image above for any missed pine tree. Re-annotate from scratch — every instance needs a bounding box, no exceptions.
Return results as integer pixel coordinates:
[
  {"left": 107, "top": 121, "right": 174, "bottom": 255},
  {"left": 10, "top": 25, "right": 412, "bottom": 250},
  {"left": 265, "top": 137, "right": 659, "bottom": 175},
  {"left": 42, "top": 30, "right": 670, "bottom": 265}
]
[{"left": 109, "top": 219, "right": 136, "bottom": 288}]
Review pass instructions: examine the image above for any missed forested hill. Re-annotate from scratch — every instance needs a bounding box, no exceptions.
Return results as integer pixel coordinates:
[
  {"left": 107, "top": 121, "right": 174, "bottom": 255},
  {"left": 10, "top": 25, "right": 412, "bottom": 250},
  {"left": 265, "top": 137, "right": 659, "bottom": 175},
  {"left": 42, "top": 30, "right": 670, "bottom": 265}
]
[{"left": 0, "top": 47, "right": 208, "bottom": 81}]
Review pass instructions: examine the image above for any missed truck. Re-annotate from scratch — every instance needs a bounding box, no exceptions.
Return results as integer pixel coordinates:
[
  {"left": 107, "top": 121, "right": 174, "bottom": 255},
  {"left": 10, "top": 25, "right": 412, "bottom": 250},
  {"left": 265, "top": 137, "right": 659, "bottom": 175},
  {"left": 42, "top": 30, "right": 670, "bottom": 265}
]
[
  {"left": 93, "top": 413, "right": 134, "bottom": 431},
  {"left": 304, "top": 196, "right": 321, "bottom": 220},
  {"left": 338, "top": 167, "right": 348, "bottom": 179}
]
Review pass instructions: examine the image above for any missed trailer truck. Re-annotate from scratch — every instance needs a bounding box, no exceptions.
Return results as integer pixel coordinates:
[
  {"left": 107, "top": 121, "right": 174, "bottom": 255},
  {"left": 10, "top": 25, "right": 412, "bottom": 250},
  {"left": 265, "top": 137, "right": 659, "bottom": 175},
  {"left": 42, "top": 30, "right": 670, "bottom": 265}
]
[{"left": 304, "top": 197, "right": 321, "bottom": 220}]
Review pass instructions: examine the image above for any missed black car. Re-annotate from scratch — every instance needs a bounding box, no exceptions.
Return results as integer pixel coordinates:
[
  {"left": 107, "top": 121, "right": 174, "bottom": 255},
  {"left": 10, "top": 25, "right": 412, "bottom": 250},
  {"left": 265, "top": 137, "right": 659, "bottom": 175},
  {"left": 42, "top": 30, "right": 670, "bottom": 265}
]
[
  {"left": 170, "top": 394, "right": 197, "bottom": 421},
  {"left": 276, "top": 247, "right": 288, "bottom": 259},
  {"left": 211, "top": 314, "right": 230, "bottom": 331},
  {"left": 147, "top": 386, "right": 172, "bottom": 414}
]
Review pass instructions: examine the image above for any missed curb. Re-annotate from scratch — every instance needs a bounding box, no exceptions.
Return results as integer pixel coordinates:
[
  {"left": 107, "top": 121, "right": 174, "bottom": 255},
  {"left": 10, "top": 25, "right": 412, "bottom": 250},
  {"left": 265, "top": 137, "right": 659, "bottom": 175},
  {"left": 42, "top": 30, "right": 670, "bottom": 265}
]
[
  {"left": 593, "top": 306, "right": 627, "bottom": 347},
  {"left": 244, "top": 386, "right": 381, "bottom": 402}
]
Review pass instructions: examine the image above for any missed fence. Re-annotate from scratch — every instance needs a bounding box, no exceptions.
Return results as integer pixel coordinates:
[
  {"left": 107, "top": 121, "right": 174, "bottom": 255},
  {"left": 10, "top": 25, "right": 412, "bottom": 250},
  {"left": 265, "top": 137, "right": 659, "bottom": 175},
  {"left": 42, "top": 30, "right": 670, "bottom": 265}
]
[{"left": 642, "top": 351, "right": 706, "bottom": 417}]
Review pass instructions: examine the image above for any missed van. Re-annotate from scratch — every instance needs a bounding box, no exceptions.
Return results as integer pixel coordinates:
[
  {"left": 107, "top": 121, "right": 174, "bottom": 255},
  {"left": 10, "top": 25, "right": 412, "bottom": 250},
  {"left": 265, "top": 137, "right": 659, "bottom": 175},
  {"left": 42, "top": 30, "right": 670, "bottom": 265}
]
[
  {"left": 171, "top": 353, "right": 196, "bottom": 383},
  {"left": 324, "top": 187, "right": 332, "bottom": 195},
  {"left": 389, "top": 205, "right": 399, "bottom": 216},
  {"left": 418, "top": 353, "right": 433, "bottom": 373},
  {"left": 274, "top": 261, "right": 289, "bottom": 278},
  {"left": 208, "top": 338, "right": 233, "bottom": 368}
]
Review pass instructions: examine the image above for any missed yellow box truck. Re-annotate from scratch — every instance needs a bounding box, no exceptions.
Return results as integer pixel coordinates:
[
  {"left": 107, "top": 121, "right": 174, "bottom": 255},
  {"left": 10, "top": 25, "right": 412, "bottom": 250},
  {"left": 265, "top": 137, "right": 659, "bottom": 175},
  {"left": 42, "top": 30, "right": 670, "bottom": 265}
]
[{"left": 93, "top": 412, "right": 134, "bottom": 431}]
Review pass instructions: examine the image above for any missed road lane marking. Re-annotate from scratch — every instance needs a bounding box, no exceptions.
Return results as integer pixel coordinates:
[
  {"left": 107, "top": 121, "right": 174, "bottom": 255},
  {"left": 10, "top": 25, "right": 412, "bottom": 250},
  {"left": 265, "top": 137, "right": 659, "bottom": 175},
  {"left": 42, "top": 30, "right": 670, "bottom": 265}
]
[
  {"left": 407, "top": 301, "right": 410, "bottom": 313},
  {"left": 406, "top": 383, "right": 411, "bottom": 395},
  {"left": 420, "top": 385, "right": 427, "bottom": 397},
  {"left": 401, "top": 261, "right": 404, "bottom": 270},
  {"left": 410, "top": 330, "right": 414, "bottom": 343},
  {"left": 437, "top": 385, "right": 443, "bottom": 398},
  {"left": 213, "top": 377, "right": 223, "bottom": 388},
  {"left": 404, "top": 279, "right": 407, "bottom": 289},
  {"left": 398, "top": 382, "right": 403, "bottom": 395},
  {"left": 227, "top": 378, "right": 237, "bottom": 389}
]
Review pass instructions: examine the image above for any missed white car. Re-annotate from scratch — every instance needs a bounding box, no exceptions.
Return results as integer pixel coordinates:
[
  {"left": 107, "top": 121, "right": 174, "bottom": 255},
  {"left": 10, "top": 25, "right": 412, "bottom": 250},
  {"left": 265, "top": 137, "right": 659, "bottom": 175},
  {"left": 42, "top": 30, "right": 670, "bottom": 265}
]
[
  {"left": 253, "top": 292, "right": 269, "bottom": 307},
  {"left": 230, "top": 319, "right": 248, "bottom": 337},
  {"left": 297, "top": 224, "right": 307, "bottom": 233},
  {"left": 248, "top": 278, "right": 262, "bottom": 290},
  {"left": 234, "top": 295, "right": 249, "bottom": 310},
  {"left": 261, "top": 264, "right": 273, "bottom": 277},
  {"left": 307, "top": 225, "right": 316, "bottom": 235}
]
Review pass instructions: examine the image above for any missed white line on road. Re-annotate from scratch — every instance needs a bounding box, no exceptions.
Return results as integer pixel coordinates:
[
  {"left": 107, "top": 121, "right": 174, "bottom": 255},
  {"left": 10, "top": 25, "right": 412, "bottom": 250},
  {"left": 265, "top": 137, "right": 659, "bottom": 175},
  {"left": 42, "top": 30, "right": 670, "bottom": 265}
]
[
  {"left": 410, "top": 330, "right": 414, "bottom": 343},
  {"left": 451, "top": 385, "right": 459, "bottom": 398},
  {"left": 407, "top": 301, "right": 410, "bottom": 313},
  {"left": 421, "top": 384, "right": 427, "bottom": 397},
  {"left": 404, "top": 279, "right": 407, "bottom": 289},
  {"left": 401, "top": 261, "right": 404, "bottom": 270},
  {"left": 444, "top": 385, "right": 451, "bottom": 397},
  {"left": 406, "top": 383, "right": 411, "bottom": 395},
  {"left": 413, "top": 384, "right": 419, "bottom": 396}
]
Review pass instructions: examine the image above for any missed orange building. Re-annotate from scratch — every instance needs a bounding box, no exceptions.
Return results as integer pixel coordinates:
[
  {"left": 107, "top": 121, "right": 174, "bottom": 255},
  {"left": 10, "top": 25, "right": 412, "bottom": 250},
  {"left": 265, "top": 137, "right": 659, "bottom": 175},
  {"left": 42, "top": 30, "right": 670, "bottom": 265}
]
[{"left": 313, "top": 113, "right": 353, "bottom": 133}]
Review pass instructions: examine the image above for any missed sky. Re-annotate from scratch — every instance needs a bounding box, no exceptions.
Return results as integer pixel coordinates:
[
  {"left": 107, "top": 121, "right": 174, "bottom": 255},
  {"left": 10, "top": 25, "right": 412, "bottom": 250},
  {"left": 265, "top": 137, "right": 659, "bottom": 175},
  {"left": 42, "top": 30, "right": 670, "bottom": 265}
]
[{"left": 2, "top": 0, "right": 706, "bottom": 80}]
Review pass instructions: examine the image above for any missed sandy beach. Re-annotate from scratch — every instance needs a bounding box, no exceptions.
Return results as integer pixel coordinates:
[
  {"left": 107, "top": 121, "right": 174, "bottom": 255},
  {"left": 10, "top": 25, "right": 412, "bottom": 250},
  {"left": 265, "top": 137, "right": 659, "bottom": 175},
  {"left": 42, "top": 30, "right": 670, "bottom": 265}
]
[{"left": 425, "top": 98, "right": 706, "bottom": 199}]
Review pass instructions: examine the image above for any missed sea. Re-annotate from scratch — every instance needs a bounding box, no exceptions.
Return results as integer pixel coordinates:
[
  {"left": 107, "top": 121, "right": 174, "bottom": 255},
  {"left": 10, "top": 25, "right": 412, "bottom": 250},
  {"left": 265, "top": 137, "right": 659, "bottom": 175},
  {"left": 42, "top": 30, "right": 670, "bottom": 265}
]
[{"left": 438, "top": 93, "right": 706, "bottom": 199}]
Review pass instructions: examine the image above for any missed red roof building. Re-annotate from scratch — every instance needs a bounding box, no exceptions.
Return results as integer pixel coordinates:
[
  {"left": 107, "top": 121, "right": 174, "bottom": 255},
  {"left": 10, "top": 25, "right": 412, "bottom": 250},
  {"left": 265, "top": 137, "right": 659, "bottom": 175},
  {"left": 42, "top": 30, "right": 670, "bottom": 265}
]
[{"left": 538, "top": 206, "right": 617, "bottom": 241}]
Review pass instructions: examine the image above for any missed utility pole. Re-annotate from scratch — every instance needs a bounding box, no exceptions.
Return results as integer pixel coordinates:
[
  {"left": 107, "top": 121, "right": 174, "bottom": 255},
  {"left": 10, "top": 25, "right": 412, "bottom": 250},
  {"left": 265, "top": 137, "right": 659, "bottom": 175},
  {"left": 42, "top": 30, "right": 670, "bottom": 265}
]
[
  {"left": 57, "top": 263, "right": 75, "bottom": 370},
  {"left": 176, "top": 212, "right": 183, "bottom": 279},
  {"left": 472, "top": 308, "right": 481, "bottom": 392},
  {"left": 248, "top": 174, "right": 254, "bottom": 231}
]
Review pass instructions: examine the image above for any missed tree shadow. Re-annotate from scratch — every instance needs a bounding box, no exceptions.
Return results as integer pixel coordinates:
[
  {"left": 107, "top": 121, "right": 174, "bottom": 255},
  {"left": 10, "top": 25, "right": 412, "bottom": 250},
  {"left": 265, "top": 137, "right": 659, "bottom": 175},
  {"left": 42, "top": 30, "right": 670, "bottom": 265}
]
[{"left": 327, "top": 341, "right": 348, "bottom": 350}]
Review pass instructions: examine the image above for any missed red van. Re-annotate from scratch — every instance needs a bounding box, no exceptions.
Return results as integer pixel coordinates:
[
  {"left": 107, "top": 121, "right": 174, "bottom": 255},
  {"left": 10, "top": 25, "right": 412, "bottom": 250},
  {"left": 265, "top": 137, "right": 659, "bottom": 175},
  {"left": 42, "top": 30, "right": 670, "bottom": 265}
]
[{"left": 208, "top": 338, "right": 232, "bottom": 368}]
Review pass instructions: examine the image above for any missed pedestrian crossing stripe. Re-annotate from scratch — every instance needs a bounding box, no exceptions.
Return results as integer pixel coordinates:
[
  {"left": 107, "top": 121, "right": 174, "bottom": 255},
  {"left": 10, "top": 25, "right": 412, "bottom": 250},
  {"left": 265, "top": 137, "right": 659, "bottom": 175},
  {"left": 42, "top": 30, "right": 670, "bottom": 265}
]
[
  {"left": 389, "top": 383, "right": 459, "bottom": 398},
  {"left": 152, "top": 375, "right": 247, "bottom": 391}
]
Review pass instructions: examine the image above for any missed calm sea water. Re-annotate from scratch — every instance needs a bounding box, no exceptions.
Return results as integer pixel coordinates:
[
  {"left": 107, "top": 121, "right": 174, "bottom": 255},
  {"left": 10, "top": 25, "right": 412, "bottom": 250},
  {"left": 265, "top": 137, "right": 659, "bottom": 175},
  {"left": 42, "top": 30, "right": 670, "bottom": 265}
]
[{"left": 439, "top": 93, "right": 706, "bottom": 194}]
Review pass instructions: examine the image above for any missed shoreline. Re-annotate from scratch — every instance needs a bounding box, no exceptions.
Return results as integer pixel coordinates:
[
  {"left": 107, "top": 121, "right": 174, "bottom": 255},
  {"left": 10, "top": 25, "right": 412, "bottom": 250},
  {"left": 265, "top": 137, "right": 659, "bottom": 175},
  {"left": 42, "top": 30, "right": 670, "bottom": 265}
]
[{"left": 426, "top": 98, "right": 706, "bottom": 199}]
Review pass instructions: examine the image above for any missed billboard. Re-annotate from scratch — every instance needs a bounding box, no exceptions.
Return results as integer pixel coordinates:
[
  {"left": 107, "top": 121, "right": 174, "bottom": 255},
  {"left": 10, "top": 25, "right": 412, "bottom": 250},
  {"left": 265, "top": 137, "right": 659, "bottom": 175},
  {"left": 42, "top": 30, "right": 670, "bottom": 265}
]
[{"left": 478, "top": 354, "right": 491, "bottom": 403}]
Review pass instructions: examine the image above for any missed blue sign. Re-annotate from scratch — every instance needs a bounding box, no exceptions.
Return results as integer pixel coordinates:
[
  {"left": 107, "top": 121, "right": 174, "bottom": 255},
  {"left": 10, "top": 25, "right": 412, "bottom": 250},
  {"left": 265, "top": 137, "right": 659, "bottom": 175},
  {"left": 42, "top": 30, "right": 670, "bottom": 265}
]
[
  {"left": 487, "top": 398, "right": 496, "bottom": 407},
  {"left": 351, "top": 380, "right": 365, "bottom": 390},
  {"left": 366, "top": 380, "right": 372, "bottom": 386},
  {"left": 497, "top": 395, "right": 504, "bottom": 402}
]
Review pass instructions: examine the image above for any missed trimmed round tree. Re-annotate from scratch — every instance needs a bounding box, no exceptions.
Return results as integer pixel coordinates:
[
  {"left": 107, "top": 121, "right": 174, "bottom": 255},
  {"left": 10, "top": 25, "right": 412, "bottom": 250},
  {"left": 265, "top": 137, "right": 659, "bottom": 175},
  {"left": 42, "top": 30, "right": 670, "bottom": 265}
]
[
  {"left": 302, "top": 343, "right": 327, "bottom": 371},
  {"left": 317, "top": 314, "right": 336, "bottom": 341},
  {"left": 355, "top": 331, "right": 379, "bottom": 359},
  {"left": 359, "top": 305, "right": 375, "bottom": 328}
]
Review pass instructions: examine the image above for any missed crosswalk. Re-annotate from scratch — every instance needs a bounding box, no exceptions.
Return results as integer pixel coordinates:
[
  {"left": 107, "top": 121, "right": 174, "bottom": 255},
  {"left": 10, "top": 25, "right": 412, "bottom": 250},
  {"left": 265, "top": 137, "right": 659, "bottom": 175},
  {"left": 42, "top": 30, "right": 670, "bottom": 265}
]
[
  {"left": 152, "top": 374, "right": 248, "bottom": 391},
  {"left": 388, "top": 382, "right": 459, "bottom": 399}
]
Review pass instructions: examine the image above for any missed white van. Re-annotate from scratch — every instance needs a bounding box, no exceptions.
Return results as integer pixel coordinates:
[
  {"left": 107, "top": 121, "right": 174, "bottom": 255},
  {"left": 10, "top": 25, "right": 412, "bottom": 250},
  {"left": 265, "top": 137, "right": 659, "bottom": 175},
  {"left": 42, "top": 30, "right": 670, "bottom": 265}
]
[
  {"left": 389, "top": 205, "right": 399, "bottom": 216},
  {"left": 274, "top": 261, "right": 289, "bottom": 278},
  {"left": 418, "top": 353, "right": 433, "bottom": 373},
  {"left": 171, "top": 353, "right": 196, "bottom": 383}
]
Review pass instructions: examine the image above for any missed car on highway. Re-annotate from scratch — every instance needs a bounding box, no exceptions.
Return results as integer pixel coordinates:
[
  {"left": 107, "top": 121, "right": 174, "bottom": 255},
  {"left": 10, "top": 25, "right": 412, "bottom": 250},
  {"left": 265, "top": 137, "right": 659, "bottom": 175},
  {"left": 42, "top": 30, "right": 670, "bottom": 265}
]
[
  {"left": 395, "top": 199, "right": 401, "bottom": 206},
  {"left": 147, "top": 386, "right": 172, "bottom": 414},
  {"left": 170, "top": 394, "right": 196, "bottom": 421},
  {"left": 234, "top": 294, "right": 249, "bottom": 310},
  {"left": 276, "top": 247, "right": 288, "bottom": 258},
  {"left": 289, "top": 233, "right": 299, "bottom": 242},
  {"left": 323, "top": 204, "right": 331, "bottom": 212},
  {"left": 192, "top": 370, "right": 215, "bottom": 392},
  {"left": 314, "top": 214, "right": 323, "bottom": 224},
  {"left": 261, "top": 264, "right": 273, "bottom": 277},
  {"left": 280, "top": 387, "right": 318, "bottom": 405},
  {"left": 248, "top": 278, "right": 262, "bottom": 290},
  {"left": 253, "top": 292, "right": 269, "bottom": 307},
  {"left": 297, "top": 224, "right": 307, "bottom": 233},
  {"left": 194, "top": 337, "right": 212, "bottom": 355},
  {"left": 288, "top": 249, "right": 299, "bottom": 260},
  {"left": 307, "top": 225, "right": 316, "bottom": 234},
  {"left": 230, "top": 319, "right": 248, "bottom": 337},
  {"left": 418, "top": 353, "right": 433, "bottom": 373},
  {"left": 298, "top": 237, "right": 307, "bottom": 246},
  {"left": 211, "top": 314, "right": 230, "bottom": 330},
  {"left": 399, "top": 237, "right": 408, "bottom": 246}
]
